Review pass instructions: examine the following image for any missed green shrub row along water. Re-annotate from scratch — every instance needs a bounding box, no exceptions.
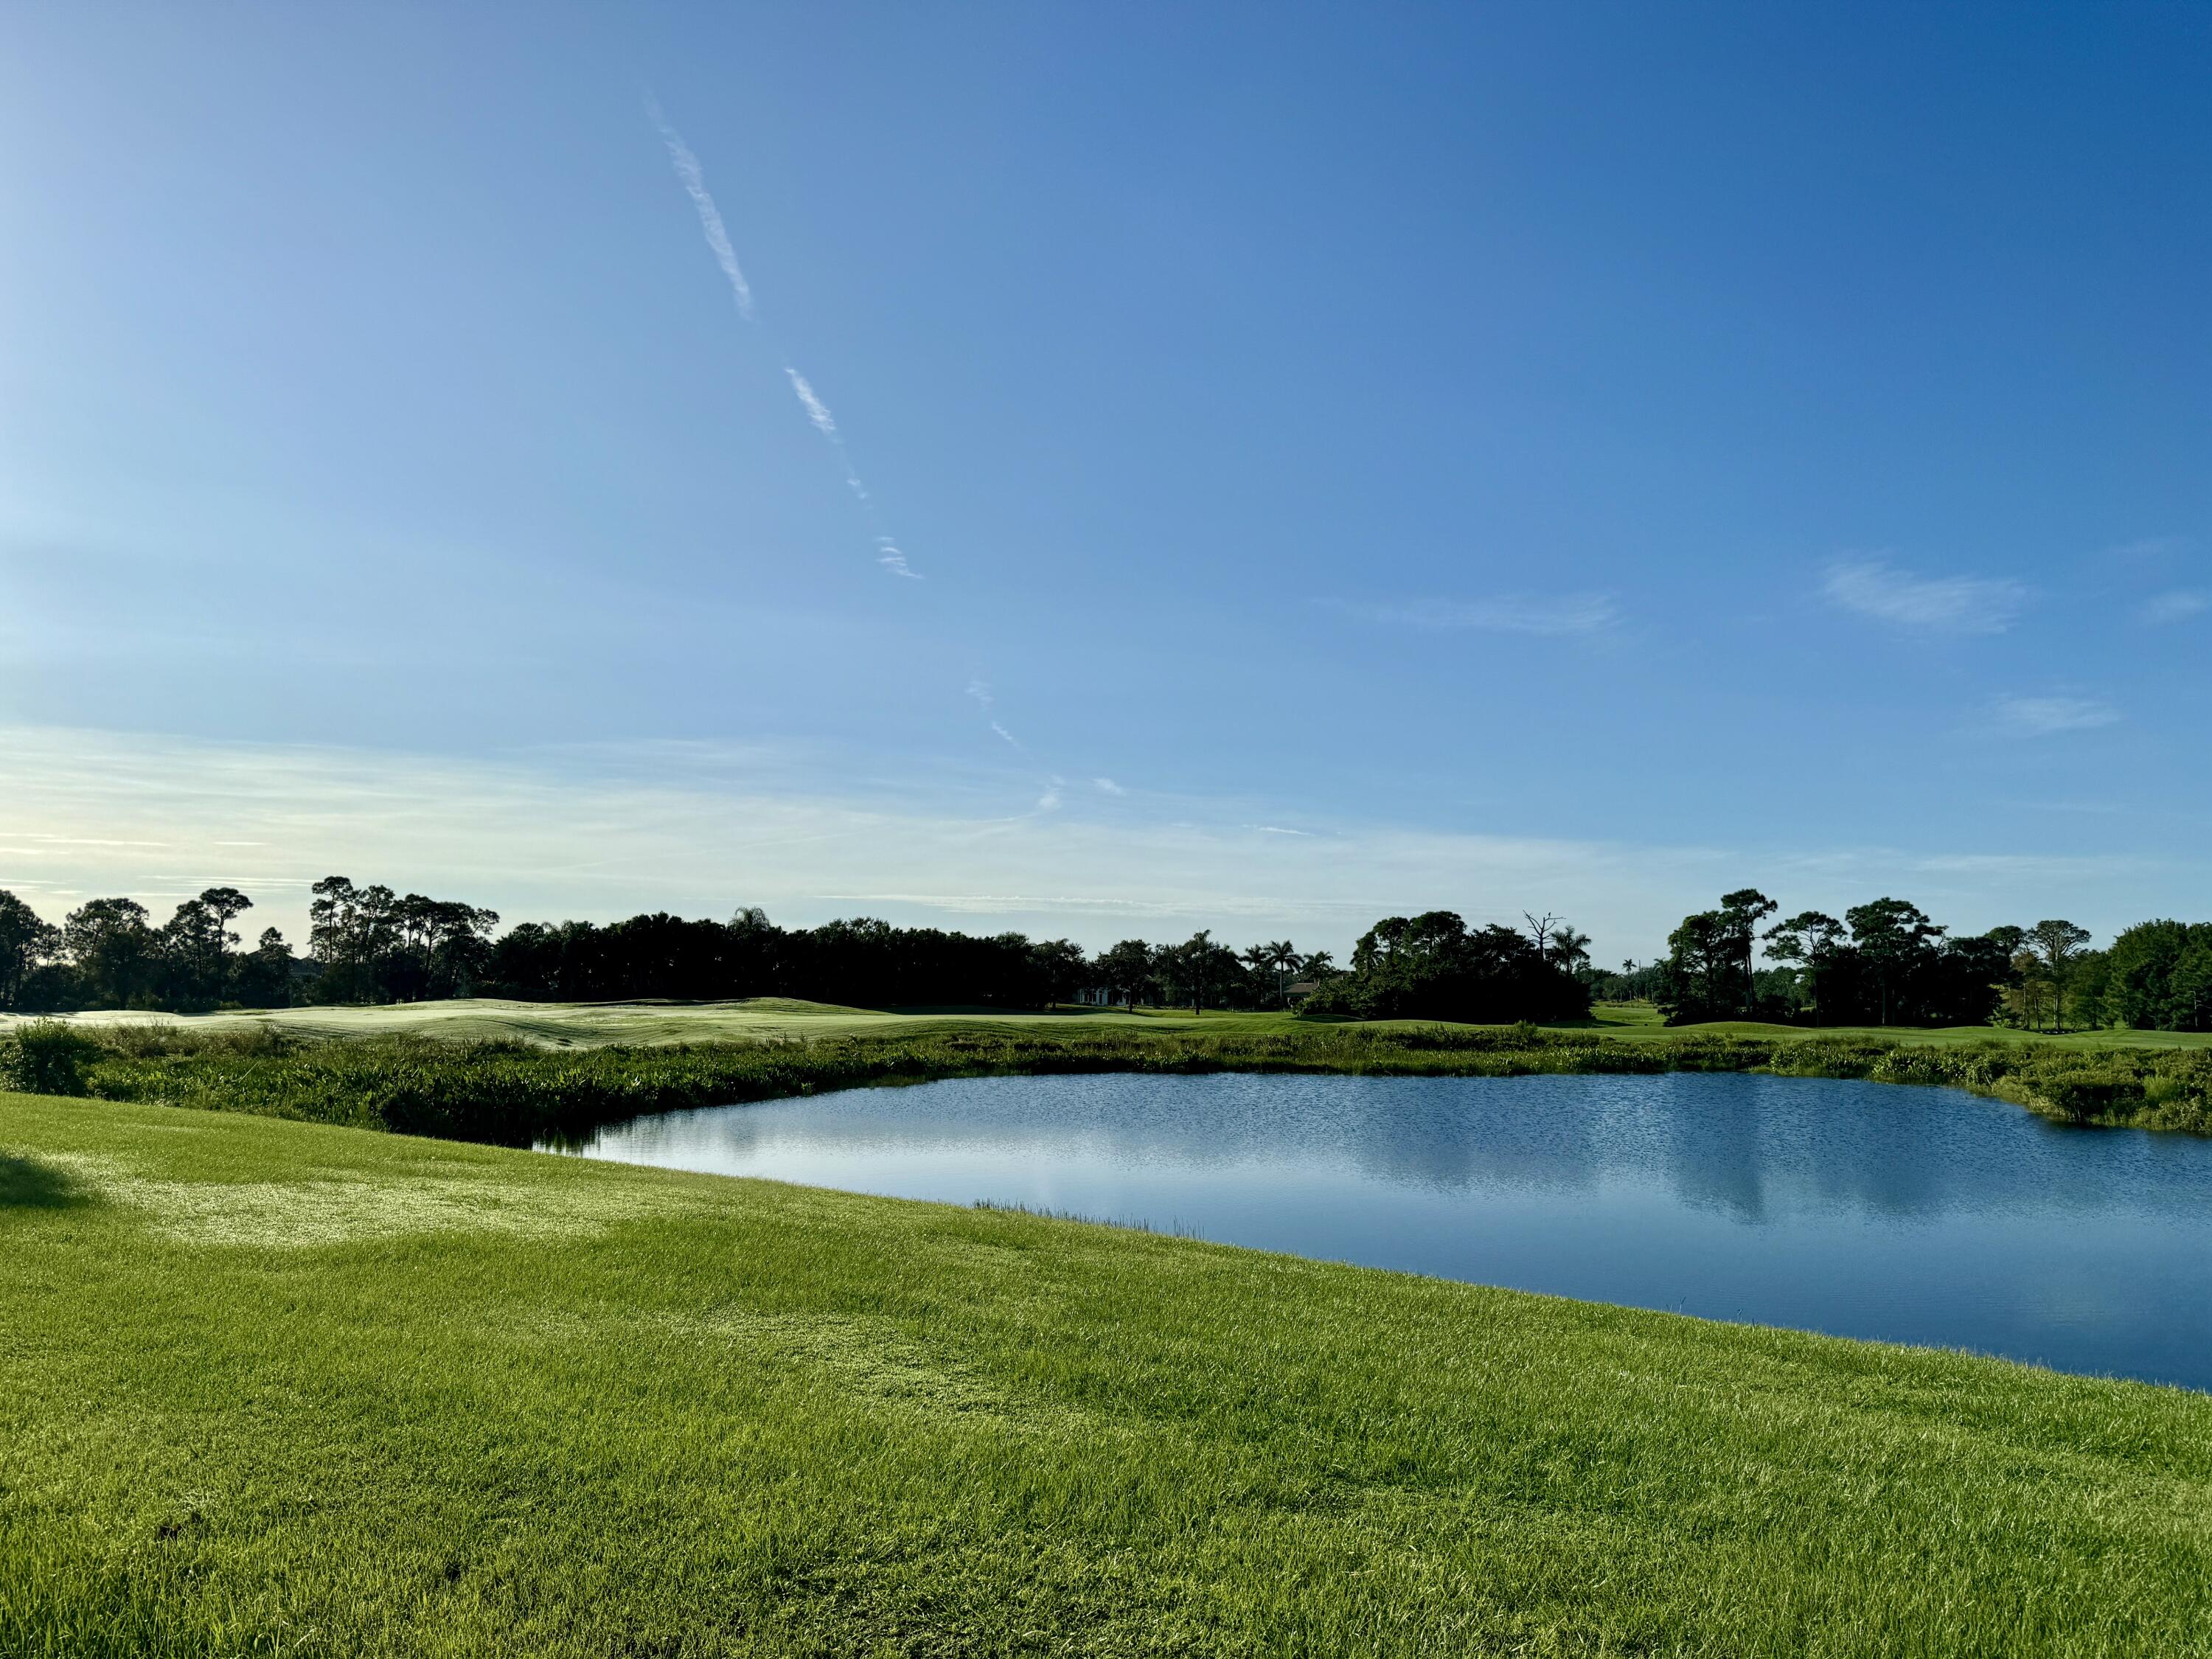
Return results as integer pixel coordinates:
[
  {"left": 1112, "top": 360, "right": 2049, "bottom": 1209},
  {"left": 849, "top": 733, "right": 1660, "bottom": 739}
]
[{"left": 8, "top": 1018, "right": 2212, "bottom": 1144}]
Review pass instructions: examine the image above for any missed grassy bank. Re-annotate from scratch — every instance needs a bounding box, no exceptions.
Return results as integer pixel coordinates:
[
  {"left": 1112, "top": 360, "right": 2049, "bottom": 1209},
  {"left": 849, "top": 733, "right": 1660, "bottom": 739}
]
[
  {"left": 13, "top": 1018, "right": 2212, "bottom": 1146},
  {"left": 7, "top": 1090, "right": 2212, "bottom": 1655}
]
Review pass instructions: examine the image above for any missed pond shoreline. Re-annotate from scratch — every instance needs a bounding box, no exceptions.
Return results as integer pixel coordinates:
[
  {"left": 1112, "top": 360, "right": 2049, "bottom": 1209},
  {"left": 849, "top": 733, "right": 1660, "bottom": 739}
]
[
  {"left": 22, "top": 1020, "right": 2212, "bottom": 1146},
  {"left": 560, "top": 1068, "right": 2212, "bottom": 1392}
]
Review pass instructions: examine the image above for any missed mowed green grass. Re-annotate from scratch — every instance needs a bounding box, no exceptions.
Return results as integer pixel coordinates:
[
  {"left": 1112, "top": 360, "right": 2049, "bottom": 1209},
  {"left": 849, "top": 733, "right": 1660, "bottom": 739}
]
[
  {"left": 7, "top": 1093, "right": 2212, "bottom": 1655},
  {"left": 12, "top": 994, "right": 2210, "bottom": 1053}
]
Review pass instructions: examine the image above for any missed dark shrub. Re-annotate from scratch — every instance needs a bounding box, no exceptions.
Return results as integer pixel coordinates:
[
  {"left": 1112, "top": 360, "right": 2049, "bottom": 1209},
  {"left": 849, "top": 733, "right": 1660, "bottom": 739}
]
[
  {"left": 0, "top": 1022, "right": 102, "bottom": 1096},
  {"left": 2031, "top": 1068, "right": 2140, "bottom": 1126}
]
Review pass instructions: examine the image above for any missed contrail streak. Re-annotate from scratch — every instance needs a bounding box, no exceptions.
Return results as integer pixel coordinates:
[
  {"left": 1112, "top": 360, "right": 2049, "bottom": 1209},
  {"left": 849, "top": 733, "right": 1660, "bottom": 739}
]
[
  {"left": 647, "top": 101, "right": 1088, "bottom": 801},
  {"left": 785, "top": 369, "right": 838, "bottom": 437},
  {"left": 650, "top": 103, "right": 753, "bottom": 321},
  {"left": 649, "top": 98, "right": 919, "bottom": 580}
]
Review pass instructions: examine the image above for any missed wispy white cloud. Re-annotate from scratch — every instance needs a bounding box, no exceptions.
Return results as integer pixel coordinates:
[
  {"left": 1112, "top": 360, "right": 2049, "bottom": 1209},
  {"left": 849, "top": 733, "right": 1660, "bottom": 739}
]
[
  {"left": 649, "top": 102, "right": 754, "bottom": 321},
  {"left": 875, "top": 539, "right": 920, "bottom": 580},
  {"left": 1822, "top": 558, "right": 2027, "bottom": 633},
  {"left": 785, "top": 369, "right": 838, "bottom": 437},
  {"left": 1036, "top": 785, "right": 1062, "bottom": 812},
  {"left": 1338, "top": 594, "right": 1619, "bottom": 636},
  {"left": 970, "top": 683, "right": 1029, "bottom": 755},
  {"left": 0, "top": 726, "right": 2188, "bottom": 959},
  {"left": 1093, "top": 777, "right": 1125, "bottom": 796},
  {"left": 26, "top": 835, "right": 168, "bottom": 847},
  {"left": 2142, "top": 590, "right": 2208, "bottom": 625},
  {"left": 1245, "top": 825, "right": 1312, "bottom": 836},
  {"left": 1992, "top": 695, "right": 2121, "bottom": 737}
]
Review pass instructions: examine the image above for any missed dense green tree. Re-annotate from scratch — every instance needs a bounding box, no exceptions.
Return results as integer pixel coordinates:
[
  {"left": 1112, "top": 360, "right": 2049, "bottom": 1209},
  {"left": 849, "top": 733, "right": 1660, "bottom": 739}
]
[
  {"left": 1030, "top": 939, "right": 1090, "bottom": 1006},
  {"left": 2069, "top": 948, "right": 2113, "bottom": 1027},
  {"left": 1094, "top": 940, "right": 1157, "bottom": 1008},
  {"left": 2105, "top": 921, "right": 2188, "bottom": 1029},
  {"left": 1661, "top": 895, "right": 2012, "bottom": 1028},
  {"left": 159, "top": 886, "right": 254, "bottom": 1008},
  {"left": 1160, "top": 931, "right": 1244, "bottom": 1014},
  {"left": 1658, "top": 892, "right": 1777, "bottom": 1021},
  {"left": 307, "top": 877, "right": 398, "bottom": 1000},
  {"left": 62, "top": 897, "right": 157, "bottom": 1008},
  {"left": 1921, "top": 929, "right": 2019, "bottom": 1028},
  {"left": 1659, "top": 909, "right": 1736, "bottom": 1021},
  {"left": 2177, "top": 942, "right": 2212, "bottom": 1034},
  {"left": 392, "top": 894, "right": 501, "bottom": 1001},
  {"left": 0, "top": 891, "right": 61, "bottom": 1009},
  {"left": 232, "top": 927, "right": 298, "bottom": 1009},
  {"left": 1304, "top": 911, "right": 1587, "bottom": 1023},
  {"left": 308, "top": 877, "right": 498, "bottom": 1003},
  {"left": 2104, "top": 921, "right": 2212, "bottom": 1032},
  {"left": 2027, "top": 919, "right": 2094, "bottom": 1032},
  {"left": 1844, "top": 899, "right": 1944, "bottom": 1026},
  {"left": 1764, "top": 911, "right": 1845, "bottom": 1023},
  {"left": 1719, "top": 890, "right": 1778, "bottom": 1012}
]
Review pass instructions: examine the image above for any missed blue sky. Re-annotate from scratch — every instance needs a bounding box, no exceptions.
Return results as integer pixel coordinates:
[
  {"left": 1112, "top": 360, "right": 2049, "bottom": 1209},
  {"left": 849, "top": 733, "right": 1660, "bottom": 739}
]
[{"left": 3, "top": 2, "right": 2206, "bottom": 959}]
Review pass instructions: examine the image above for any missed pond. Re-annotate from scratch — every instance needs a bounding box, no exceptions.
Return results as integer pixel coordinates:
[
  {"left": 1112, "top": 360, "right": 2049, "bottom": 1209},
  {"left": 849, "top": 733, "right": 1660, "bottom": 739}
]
[{"left": 552, "top": 1070, "right": 2212, "bottom": 1391}]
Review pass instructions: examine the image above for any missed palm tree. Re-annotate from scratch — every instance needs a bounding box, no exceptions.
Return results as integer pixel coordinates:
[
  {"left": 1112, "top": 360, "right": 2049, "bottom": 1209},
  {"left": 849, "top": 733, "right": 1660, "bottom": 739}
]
[
  {"left": 1239, "top": 944, "right": 1272, "bottom": 1004},
  {"left": 1178, "top": 930, "right": 1217, "bottom": 1014},
  {"left": 1264, "top": 939, "right": 1302, "bottom": 1006},
  {"left": 1547, "top": 926, "right": 1592, "bottom": 977}
]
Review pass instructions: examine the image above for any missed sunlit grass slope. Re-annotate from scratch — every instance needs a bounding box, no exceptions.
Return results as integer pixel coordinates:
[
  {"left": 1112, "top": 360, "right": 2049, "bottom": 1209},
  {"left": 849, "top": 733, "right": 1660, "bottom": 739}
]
[
  {"left": 7, "top": 1093, "right": 2212, "bottom": 1655},
  {"left": 13, "top": 995, "right": 2211, "bottom": 1051}
]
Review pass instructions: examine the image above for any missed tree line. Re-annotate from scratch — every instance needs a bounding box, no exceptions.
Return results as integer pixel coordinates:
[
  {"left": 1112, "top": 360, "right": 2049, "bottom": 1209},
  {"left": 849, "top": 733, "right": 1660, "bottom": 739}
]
[
  {"left": 0, "top": 877, "right": 1596, "bottom": 1023},
  {"left": 0, "top": 888, "right": 296, "bottom": 1014},
  {"left": 6, "top": 874, "right": 2207, "bottom": 1033},
  {"left": 1638, "top": 889, "right": 2212, "bottom": 1032}
]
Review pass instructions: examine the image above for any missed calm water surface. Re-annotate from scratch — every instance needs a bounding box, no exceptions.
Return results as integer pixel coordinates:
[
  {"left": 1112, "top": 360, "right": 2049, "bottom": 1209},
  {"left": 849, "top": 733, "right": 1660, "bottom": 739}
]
[{"left": 555, "top": 1071, "right": 2212, "bottom": 1390}]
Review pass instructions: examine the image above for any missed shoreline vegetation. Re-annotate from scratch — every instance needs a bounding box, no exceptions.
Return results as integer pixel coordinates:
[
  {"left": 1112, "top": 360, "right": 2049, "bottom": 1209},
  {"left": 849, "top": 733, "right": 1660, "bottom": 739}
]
[{"left": 7, "top": 1004, "right": 2211, "bottom": 1147}]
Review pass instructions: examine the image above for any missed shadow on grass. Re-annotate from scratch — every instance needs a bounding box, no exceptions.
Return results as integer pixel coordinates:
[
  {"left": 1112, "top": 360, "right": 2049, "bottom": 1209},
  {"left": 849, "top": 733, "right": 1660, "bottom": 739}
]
[{"left": 0, "top": 1155, "right": 88, "bottom": 1211}]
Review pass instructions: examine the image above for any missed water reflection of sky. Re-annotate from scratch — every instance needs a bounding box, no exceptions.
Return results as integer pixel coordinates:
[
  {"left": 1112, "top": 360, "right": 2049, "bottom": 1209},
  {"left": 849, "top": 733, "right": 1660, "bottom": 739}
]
[{"left": 554, "top": 1072, "right": 2212, "bottom": 1392}]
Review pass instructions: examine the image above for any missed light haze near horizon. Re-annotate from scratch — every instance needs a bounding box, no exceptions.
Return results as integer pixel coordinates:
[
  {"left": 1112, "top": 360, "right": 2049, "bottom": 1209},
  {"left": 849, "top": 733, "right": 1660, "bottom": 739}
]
[{"left": 3, "top": 3, "right": 2205, "bottom": 960}]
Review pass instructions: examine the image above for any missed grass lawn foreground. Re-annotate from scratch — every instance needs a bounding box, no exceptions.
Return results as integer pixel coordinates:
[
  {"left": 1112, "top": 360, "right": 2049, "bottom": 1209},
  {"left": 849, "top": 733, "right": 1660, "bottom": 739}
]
[{"left": 6, "top": 1091, "right": 2212, "bottom": 1655}]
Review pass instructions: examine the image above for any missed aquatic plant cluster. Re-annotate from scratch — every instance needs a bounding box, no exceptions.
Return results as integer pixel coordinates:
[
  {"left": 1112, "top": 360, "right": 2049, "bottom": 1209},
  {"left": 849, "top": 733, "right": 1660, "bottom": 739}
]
[{"left": 10, "top": 1019, "right": 2212, "bottom": 1147}]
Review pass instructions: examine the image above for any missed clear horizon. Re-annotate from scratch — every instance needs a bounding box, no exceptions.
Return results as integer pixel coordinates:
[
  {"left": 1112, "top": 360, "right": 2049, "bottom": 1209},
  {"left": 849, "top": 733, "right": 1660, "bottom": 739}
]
[{"left": 5, "top": 3, "right": 2205, "bottom": 961}]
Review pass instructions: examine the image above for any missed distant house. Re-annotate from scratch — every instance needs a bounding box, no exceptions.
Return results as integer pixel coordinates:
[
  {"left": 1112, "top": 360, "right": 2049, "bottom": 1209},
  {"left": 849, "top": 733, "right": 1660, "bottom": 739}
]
[
  {"left": 1070, "top": 984, "right": 1121, "bottom": 1007},
  {"left": 1285, "top": 980, "right": 1320, "bottom": 1005}
]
